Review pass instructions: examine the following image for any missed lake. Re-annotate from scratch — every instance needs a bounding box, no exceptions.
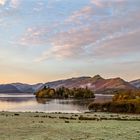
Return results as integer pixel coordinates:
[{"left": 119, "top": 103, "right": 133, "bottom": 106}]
[{"left": 0, "top": 94, "right": 113, "bottom": 113}]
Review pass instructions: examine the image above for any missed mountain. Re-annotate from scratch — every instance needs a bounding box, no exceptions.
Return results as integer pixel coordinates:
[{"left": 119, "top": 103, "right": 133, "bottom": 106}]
[
  {"left": 12, "top": 83, "right": 44, "bottom": 93},
  {"left": 45, "top": 76, "right": 91, "bottom": 89},
  {"left": 11, "top": 83, "right": 34, "bottom": 93},
  {"left": 45, "top": 75, "right": 137, "bottom": 94},
  {"left": 94, "top": 77, "right": 136, "bottom": 94},
  {"left": 31, "top": 83, "right": 44, "bottom": 91},
  {"left": 0, "top": 75, "right": 138, "bottom": 94},
  {"left": 0, "top": 83, "right": 44, "bottom": 93},
  {"left": 0, "top": 84, "right": 22, "bottom": 93},
  {"left": 130, "top": 79, "right": 140, "bottom": 89}
]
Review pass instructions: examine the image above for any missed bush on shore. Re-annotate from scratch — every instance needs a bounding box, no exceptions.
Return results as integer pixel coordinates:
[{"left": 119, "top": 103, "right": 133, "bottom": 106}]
[
  {"left": 88, "top": 100, "right": 140, "bottom": 113},
  {"left": 88, "top": 89, "right": 140, "bottom": 114},
  {"left": 112, "top": 89, "right": 140, "bottom": 101}
]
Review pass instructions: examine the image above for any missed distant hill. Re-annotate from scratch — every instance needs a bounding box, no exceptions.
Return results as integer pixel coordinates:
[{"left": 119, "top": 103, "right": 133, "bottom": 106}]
[
  {"left": 11, "top": 83, "right": 34, "bottom": 93},
  {"left": 12, "top": 83, "right": 44, "bottom": 93},
  {"left": 0, "top": 83, "right": 44, "bottom": 93},
  {"left": 0, "top": 75, "right": 138, "bottom": 94},
  {"left": 0, "top": 84, "right": 22, "bottom": 93},
  {"left": 130, "top": 79, "right": 140, "bottom": 89}
]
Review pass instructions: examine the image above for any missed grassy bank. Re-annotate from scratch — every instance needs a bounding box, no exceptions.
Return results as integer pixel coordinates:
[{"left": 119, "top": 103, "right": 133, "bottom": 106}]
[{"left": 0, "top": 112, "right": 140, "bottom": 140}]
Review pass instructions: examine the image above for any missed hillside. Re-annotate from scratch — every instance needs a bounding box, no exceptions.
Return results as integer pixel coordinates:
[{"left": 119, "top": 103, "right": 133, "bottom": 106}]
[
  {"left": 0, "top": 84, "right": 22, "bottom": 93},
  {"left": 12, "top": 83, "right": 43, "bottom": 93},
  {"left": 0, "top": 83, "right": 43, "bottom": 93},
  {"left": 0, "top": 75, "right": 138, "bottom": 94},
  {"left": 45, "top": 75, "right": 137, "bottom": 94},
  {"left": 130, "top": 79, "right": 140, "bottom": 89}
]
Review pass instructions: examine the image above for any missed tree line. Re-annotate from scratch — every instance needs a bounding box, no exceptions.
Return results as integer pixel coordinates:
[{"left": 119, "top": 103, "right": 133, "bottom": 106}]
[{"left": 35, "top": 86, "right": 95, "bottom": 99}]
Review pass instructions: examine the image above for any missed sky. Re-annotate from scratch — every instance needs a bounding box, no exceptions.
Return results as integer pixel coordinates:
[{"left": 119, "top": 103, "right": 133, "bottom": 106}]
[{"left": 0, "top": 0, "right": 140, "bottom": 84}]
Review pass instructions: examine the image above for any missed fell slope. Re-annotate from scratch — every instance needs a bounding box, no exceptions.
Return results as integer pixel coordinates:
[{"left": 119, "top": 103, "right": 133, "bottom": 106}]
[{"left": 45, "top": 75, "right": 136, "bottom": 94}]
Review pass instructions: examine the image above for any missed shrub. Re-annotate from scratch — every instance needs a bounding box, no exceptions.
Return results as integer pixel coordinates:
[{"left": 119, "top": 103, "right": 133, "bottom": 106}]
[
  {"left": 113, "top": 89, "right": 140, "bottom": 102},
  {"left": 88, "top": 100, "right": 140, "bottom": 114},
  {"left": 35, "top": 86, "right": 55, "bottom": 98}
]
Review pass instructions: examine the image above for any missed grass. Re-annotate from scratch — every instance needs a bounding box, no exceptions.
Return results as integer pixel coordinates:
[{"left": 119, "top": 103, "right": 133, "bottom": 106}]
[{"left": 0, "top": 112, "right": 140, "bottom": 140}]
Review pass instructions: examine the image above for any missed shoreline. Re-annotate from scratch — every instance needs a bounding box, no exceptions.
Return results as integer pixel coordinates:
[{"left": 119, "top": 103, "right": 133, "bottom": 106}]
[{"left": 0, "top": 111, "right": 140, "bottom": 120}]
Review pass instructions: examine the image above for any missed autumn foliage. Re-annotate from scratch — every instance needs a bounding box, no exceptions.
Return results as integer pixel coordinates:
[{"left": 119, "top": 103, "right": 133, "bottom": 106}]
[
  {"left": 35, "top": 86, "right": 95, "bottom": 99},
  {"left": 88, "top": 89, "right": 140, "bottom": 113}
]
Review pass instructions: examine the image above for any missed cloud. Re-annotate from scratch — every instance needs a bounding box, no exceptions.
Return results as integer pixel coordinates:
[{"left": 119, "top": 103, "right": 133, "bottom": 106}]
[
  {"left": 93, "top": 30, "right": 140, "bottom": 58},
  {"left": 20, "top": 26, "right": 56, "bottom": 46},
  {"left": 9, "top": 0, "right": 20, "bottom": 8},
  {"left": 65, "top": 6, "right": 94, "bottom": 24},
  {"left": 0, "top": 0, "right": 6, "bottom": 5},
  {"left": 19, "top": 0, "right": 140, "bottom": 61},
  {"left": 90, "top": 0, "right": 103, "bottom": 7},
  {"left": 90, "top": 0, "right": 126, "bottom": 8},
  {"left": 0, "top": 0, "right": 20, "bottom": 7},
  {"left": 116, "top": 60, "right": 140, "bottom": 66},
  {"left": 37, "top": 27, "right": 96, "bottom": 61}
]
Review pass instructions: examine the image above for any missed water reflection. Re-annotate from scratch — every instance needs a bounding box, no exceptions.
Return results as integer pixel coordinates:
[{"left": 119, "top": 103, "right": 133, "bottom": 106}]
[
  {"left": 36, "top": 98, "right": 52, "bottom": 104},
  {"left": 0, "top": 97, "right": 34, "bottom": 102},
  {"left": 0, "top": 94, "right": 112, "bottom": 113},
  {"left": 36, "top": 98, "right": 95, "bottom": 105}
]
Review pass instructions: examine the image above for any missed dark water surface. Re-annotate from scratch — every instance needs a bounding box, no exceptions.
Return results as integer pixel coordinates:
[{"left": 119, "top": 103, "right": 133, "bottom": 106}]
[{"left": 0, "top": 94, "right": 113, "bottom": 113}]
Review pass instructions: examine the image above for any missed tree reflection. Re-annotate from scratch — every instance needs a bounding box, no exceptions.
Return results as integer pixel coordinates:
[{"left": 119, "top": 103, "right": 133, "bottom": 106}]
[{"left": 36, "top": 98, "right": 52, "bottom": 104}]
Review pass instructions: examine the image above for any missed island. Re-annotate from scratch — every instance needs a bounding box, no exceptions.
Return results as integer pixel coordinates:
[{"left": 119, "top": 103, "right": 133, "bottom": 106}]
[{"left": 35, "top": 86, "right": 95, "bottom": 99}]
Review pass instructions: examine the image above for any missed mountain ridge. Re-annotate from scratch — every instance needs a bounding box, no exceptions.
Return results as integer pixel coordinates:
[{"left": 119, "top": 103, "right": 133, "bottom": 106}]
[
  {"left": 45, "top": 75, "right": 136, "bottom": 94},
  {"left": 130, "top": 79, "right": 140, "bottom": 89},
  {"left": 0, "top": 75, "right": 139, "bottom": 94}
]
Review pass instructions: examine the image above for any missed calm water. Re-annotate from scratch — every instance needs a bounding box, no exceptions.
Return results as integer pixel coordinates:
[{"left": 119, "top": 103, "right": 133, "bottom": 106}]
[{"left": 0, "top": 94, "right": 113, "bottom": 113}]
